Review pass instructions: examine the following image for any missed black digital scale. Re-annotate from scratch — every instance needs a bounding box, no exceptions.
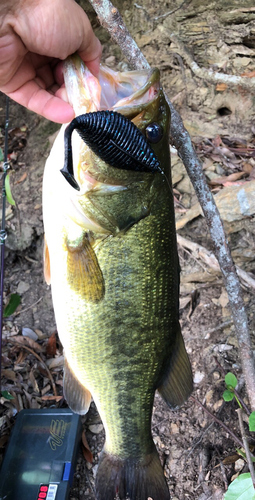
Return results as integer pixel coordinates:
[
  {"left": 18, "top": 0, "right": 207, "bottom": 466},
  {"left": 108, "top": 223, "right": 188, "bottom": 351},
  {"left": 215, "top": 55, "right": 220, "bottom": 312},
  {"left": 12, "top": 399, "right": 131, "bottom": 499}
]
[{"left": 0, "top": 408, "right": 82, "bottom": 500}]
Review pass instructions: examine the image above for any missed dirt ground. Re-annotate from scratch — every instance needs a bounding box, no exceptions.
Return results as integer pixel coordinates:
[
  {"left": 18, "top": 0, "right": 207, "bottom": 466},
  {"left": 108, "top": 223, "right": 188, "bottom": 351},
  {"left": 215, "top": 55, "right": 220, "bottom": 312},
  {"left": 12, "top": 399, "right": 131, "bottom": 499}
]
[{"left": 1, "top": 1, "right": 255, "bottom": 499}]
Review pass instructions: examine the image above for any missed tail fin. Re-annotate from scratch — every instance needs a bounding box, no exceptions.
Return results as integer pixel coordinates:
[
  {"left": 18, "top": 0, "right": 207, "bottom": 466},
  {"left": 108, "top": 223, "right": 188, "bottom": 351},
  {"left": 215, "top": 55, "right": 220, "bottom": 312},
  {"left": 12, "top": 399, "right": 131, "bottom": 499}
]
[{"left": 95, "top": 446, "right": 170, "bottom": 500}]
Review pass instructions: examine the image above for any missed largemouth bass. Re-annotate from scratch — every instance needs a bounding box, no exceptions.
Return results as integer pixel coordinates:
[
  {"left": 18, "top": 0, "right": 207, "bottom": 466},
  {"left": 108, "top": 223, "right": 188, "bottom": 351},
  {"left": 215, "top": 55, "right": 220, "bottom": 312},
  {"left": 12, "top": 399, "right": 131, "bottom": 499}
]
[{"left": 43, "top": 55, "right": 193, "bottom": 500}]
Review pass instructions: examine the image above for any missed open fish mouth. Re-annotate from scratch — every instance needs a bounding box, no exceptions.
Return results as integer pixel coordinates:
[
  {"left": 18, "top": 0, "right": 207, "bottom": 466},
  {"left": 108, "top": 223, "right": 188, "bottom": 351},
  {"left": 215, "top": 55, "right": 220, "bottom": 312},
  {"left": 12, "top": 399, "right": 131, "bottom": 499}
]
[
  {"left": 63, "top": 55, "right": 161, "bottom": 117},
  {"left": 61, "top": 55, "right": 164, "bottom": 195}
]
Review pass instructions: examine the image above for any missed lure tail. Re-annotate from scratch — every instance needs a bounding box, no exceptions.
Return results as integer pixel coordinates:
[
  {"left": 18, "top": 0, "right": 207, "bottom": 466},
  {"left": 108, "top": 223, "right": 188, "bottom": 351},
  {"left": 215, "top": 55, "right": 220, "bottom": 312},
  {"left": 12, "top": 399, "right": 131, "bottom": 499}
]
[{"left": 95, "top": 445, "right": 170, "bottom": 500}]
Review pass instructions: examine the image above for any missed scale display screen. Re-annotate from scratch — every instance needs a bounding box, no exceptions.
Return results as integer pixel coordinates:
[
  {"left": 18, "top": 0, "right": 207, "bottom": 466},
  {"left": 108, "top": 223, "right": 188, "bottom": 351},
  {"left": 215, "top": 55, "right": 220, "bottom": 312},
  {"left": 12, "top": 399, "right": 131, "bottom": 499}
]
[{"left": 0, "top": 408, "right": 82, "bottom": 500}]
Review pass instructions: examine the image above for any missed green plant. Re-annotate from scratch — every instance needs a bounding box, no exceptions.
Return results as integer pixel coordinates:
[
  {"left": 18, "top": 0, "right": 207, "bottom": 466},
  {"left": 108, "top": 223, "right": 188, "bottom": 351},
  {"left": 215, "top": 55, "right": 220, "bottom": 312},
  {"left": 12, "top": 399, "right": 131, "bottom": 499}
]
[
  {"left": 5, "top": 172, "right": 16, "bottom": 206},
  {"left": 1, "top": 391, "right": 14, "bottom": 400},
  {"left": 222, "top": 372, "right": 255, "bottom": 498},
  {"left": 3, "top": 293, "right": 21, "bottom": 317},
  {"left": 224, "top": 473, "right": 255, "bottom": 500}
]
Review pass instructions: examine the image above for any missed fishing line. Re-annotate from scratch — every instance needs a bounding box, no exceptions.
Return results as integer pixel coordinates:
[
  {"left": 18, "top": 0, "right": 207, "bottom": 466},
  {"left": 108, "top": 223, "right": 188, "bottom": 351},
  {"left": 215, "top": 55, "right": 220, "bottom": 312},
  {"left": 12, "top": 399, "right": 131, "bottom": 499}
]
[{"left": 0, "top": 96, "right": 10, "bottom": 389}]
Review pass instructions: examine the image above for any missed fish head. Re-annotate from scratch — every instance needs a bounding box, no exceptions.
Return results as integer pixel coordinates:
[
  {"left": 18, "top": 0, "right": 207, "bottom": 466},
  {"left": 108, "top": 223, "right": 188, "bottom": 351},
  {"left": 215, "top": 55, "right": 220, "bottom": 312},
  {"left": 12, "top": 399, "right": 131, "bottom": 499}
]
[
  {"left": 43, "top": 56, "right": 171, "bottom": 236},
  {"left": 63, "top": 55, "right": 171, "bottom": 191}
]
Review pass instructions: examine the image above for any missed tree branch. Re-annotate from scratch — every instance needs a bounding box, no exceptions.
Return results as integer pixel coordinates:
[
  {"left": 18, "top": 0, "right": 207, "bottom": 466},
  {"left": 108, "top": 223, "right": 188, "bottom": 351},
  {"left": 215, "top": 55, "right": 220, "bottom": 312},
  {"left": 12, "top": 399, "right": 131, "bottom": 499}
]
[
  {"left": 88, "top": 0, "right": 255, "bottom": 411},
  {"left": 170, "top": 33, "right": 255, "bottom": 90}
]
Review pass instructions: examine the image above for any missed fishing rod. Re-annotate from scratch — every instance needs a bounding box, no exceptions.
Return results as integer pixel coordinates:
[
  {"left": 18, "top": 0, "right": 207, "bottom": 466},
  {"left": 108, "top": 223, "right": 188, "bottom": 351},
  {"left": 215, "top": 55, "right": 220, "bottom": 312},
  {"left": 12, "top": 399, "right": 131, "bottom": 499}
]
[{"left": 0, "top": 96, "right": 10, "bottom": 390}]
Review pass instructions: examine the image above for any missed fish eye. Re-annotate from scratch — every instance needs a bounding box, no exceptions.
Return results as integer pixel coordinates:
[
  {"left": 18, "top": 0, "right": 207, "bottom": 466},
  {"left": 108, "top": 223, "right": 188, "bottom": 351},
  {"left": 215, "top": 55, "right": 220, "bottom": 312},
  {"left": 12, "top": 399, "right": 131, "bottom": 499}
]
[{"left": 145, "top": 123, "right": 163, "bottom": 144}]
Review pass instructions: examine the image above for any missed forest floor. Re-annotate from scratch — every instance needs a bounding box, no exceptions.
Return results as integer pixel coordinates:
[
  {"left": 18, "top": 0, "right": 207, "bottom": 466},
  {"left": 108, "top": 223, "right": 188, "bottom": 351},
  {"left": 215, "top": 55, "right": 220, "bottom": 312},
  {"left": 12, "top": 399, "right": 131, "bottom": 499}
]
[{"left": 1, "top": 1, "right": 255, "bottom": 499}]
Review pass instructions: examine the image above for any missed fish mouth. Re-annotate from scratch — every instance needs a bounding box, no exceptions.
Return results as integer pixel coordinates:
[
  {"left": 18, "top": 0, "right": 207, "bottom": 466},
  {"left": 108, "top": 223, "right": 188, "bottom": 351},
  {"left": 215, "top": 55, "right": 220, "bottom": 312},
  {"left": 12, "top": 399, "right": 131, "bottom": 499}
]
[
  {"left": 62, "top": 56, "right": 163, "bottom": 197},
  {"left": 63, "top": 55, "right": 160, "bottom": 118}
]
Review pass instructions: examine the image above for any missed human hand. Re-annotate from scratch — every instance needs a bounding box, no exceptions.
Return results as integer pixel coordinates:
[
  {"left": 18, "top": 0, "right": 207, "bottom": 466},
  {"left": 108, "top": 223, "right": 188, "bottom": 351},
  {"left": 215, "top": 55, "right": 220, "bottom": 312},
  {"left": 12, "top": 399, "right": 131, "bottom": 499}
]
[{"left": 0, "top": 0, "right": 102, "bottom": 123}]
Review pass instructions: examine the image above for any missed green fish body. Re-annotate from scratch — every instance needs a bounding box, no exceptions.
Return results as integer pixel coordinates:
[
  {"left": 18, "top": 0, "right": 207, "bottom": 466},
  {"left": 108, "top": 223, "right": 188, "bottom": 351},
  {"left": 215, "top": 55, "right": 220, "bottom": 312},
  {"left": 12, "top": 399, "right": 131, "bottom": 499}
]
[{"left": 43, "top": 56, "right": 193, "bottom": 500}]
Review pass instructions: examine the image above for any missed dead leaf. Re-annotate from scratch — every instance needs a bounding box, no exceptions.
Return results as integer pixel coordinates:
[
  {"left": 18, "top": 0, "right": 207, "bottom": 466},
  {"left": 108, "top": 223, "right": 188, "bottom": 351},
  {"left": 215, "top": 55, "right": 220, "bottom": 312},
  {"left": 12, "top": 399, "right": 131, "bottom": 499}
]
[
  {"left": 46, "top": 332, "right": 57, "bottom": 357},
  {"left": 179, "top": 296, "right": 191, "bottom": 310},
  {"left": 212, "top": 135, "right": 224, "bottom": 148},
  {"left": 1, "top": 355, "right": 12, "bottom": 366},
  {"left": 216, "top": 83, "right": 228, "bottom": 91},
  {"left": 29, "top": 370, "right": 39, "bottom": 393},
  {"left": 208, "top": 172, "right": 246, "bottom": 186},
  {"left": 82, "top": 430, "right": 93, "bottom": 463},
  {"left": 9, "top": 126, "right": 28, "bottom": 138},
  {"left": 23, "top": 390, "right": 33, "bottom": 407},
  {"left": 16, "top": 172, "right": 27, "bottom": 184},
  {"left": 181, "top": 271, "right": 220, "bottom": 283},
  {"left": 41, "top": 384, "right": 51, "bottom": 396},
  {"left": 37, "top": 364, "right": 50, "bottom": 378},
  {"left": 2, "top": 369, "right": 16, "bottom": 382},
  {"left": 202, "top": 158, "right": 214, "bottom": 170},
  {"left": 214, "top": 454, "right": 240, "bottom": 466},
  {"left": 240, "top": 70, "right": 255, "bottom": 78},
  {"left": 218, "top": 289, "right": 229, "bottom": 308},
  {"left": 46, "top": 355, "right": 64, "bottom": 370},
  {"left": 227, "top": 172, "right": 248, "bottom": 182},
  {"left": 242, "top": 162, "right": 253, "bottom": 174},
  {"left": 176, "top": 178, "right": 255, "bottom": 229},
  {"left": 12, "top": 335, "right": 44, "bottom": 352},
  {"left": 221, "top": 181, "right": 246, "bottom": 187},
  {"left": 41, "top": 395, "right": 63, "bottom": 401},
  {"left": 35, "top": 329, "right": 48, "bottom": 340},
  {"left": 15, "top": 350, "right": 27, "bottom": 364}
]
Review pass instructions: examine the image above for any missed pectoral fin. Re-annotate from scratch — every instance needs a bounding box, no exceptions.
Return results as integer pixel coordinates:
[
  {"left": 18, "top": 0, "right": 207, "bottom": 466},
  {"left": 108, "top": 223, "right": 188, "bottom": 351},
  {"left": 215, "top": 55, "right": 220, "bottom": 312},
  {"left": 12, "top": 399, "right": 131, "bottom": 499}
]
[
  {"left": 157, "top": 325, "right": 193, "bottom": 409},
  {"left": 63, "top": 357, "right": 91, "bottom": 415},
  {"left": 66, "top": 233, "right": 104, "bottom": 302},
  {"left": 43, "top": 237, "right": 51, "bottom": 285}
]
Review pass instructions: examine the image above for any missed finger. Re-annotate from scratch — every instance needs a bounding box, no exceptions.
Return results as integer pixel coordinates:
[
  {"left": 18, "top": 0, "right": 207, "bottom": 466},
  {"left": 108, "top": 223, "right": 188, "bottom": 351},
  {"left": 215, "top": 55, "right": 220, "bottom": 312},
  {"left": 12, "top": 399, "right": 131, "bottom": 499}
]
[
  {"left": 84, "top": 54, "right": 102, "bottom": 77},
  {"left": 13, "top": 0, "right": 102, "bottom": 68},
  {"left": 78, "top": 37, "right": 102, "bottom": 76},
  {"left": 36, "top": 63, "right": 55, "bottom": 90},
  {"left": 7, "top": 80, "right": 75, "bottom": 123},
  {"left": 54, "top": 61, "right": 65, "bottom": 87},
  {"left": 55, "top": 86, "right": 69, "bottom": 104},
  {"left": 0, "top": 32, "right": 27, "bottom": 87},
  {"left": 1, "top": 55, "right": 38, "bottom": 94}
]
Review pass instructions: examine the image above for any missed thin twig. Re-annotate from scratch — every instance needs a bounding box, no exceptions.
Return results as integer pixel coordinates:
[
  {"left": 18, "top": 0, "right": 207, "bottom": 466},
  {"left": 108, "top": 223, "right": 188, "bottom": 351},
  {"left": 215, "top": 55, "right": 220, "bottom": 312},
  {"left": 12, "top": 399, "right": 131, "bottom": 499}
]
[
  {"left": 236, "top": 408, "right": 255, "bottom": 489},
  {"left": 204, "top": 319, "right": 233, "bottom": 337},
  {"left": 216, "top": 451, "right": 229, "bottom": 491},
  {"left": 88, "top": 0, "right": 255, "bottom": 411},
  {"left": 187, "top": 402, "right": 225, "bottom": 459},
  {"left": 15, "top": 296, "right": 43, "bottom": 316},
  {"left": 190, "top": 396, "right": 244, "bottom": 450},
  {"left": 153, "top": 0, "right": 191, "bottom": 20},
  {"left": 169, "top": 33, "right": 255, "bottom": 90},
  {"left": 7, "top": 338, "right": 57, "bottom": 397}
]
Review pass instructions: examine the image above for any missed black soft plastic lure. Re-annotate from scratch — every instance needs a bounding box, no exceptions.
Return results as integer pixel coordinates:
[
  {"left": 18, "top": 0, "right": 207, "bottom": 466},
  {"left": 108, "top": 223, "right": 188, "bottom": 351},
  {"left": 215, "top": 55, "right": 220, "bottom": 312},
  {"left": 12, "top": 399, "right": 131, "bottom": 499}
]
[{"left": 61, "top": 110, "right": 162, "bottom": 191}]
